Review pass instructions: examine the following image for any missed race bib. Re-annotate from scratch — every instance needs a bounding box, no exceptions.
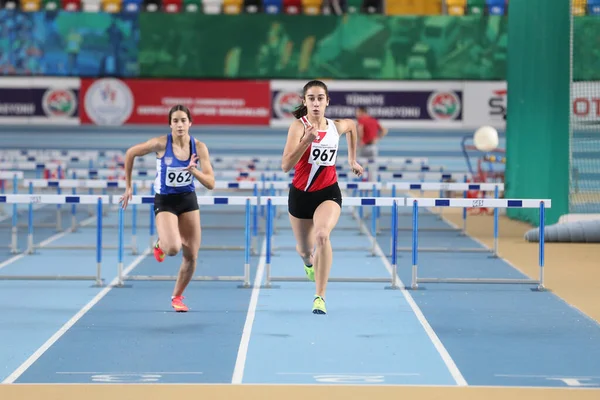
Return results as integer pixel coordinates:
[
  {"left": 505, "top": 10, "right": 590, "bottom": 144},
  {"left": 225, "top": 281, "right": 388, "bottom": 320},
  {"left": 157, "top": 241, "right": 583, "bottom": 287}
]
[
  {"left": 309, "top": 142, "right": 337, "bottom": 166},
  {"left": 166, "top": 167, "right": 192, "bottom": 187}
]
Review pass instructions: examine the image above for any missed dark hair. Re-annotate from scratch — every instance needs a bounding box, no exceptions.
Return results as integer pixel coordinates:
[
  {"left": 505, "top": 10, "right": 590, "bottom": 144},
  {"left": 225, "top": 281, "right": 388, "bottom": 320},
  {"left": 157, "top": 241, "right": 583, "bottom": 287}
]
[
  {"left": 292, "top": 80, "right": 329, "bottom": 119},
  {"left": 168, "top": 105, "right": 192, "bottom": 124},
  {"left": 357, "top": 106, "right": 367, "bottom": 113}
]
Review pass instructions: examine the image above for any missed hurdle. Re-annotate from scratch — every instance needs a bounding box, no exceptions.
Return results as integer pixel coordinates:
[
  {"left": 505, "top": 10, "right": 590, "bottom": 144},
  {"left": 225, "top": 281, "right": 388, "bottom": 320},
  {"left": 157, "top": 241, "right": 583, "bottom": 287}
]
[
  {"left": 0, "top": 194, "right": 108, "bottom": 286},
  {"left": 114, "top": 195, "right": 258, "bottom": 288},
  {"left": 384, "top": 182, "right": 504, "bottom": 232},
  {"left": 0, "top": 172, "right": 25, "bottom": 252},
  {"left": 260, "top": 196, "right": 404, "bottom": 287},
  {"left": 376, "top": 171, "right": 472, "bottom": 182},
  {"left": 15, "top": 179, "right": 262, "bottom": 254},
  {"left": 406, "top": 197, "right": 550, "bottom": 290},
  {"left": 67, "top": 168, "right": 155, "bottom": 179}
]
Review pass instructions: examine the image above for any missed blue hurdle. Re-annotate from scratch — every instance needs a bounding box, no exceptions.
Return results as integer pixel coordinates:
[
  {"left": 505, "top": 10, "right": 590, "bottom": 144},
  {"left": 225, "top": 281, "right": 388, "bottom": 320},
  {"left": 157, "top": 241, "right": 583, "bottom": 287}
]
[
  {"left": 0, "top": 194, "right": 108, "bottom": 286},
  {"left": 113, "top": 195, "right": 259, "bottom": 288},
  {"left": 260, "top": 196, "right": 405, "bottom": 288},
  {"left": 406, "top": 197, "right": 550, "bottom": 290}
]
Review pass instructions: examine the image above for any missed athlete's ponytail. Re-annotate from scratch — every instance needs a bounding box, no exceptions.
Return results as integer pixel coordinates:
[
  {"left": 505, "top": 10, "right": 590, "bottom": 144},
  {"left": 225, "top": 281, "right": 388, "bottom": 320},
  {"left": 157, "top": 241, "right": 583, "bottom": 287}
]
[
  {"left": 292, "top": 80, "right": 329, "bottom": 120},
  {"left": 292, "top": 104, "right": 308, "bottom": 119}
]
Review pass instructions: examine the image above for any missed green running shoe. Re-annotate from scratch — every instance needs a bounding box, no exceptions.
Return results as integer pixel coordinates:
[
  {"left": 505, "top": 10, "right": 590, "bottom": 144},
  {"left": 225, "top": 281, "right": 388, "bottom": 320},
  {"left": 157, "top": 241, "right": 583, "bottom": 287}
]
[
  {"left": 312, "top": 296, "right": 327, "bottom": 314},
  {"left": 304, "top": 264, "right": 315, "bottom": 282}
]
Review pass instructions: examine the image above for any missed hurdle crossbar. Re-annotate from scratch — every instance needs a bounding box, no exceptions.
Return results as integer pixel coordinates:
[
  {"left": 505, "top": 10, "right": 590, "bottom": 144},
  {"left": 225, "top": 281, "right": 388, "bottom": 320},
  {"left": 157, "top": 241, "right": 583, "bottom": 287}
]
[
  {"left": 114, "top": 195, "right": 258, "bottom": 288},
  {"left": 261, "top": 196, "right": 405, "bottom": 288},
  {"left": 406, "top": 197, "right": 550, "bottom": 290},
  {"left": 0, "top": 194, "right": 110, "bottom": 286}
]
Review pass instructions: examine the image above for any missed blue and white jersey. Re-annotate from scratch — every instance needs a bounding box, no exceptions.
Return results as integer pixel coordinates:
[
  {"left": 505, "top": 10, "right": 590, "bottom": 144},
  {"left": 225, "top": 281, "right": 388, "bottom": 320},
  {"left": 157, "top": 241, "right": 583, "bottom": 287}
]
[{"left": 154, "top": 134, "right": 197, "bottom": 195}]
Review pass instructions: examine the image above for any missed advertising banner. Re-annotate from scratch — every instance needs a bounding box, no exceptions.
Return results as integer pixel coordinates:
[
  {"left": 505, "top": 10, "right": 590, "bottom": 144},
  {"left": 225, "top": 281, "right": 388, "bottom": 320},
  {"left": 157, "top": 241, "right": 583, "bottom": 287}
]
[
  {"left": 0, "top": 77, "right": 80, "bottom": 125},
  {"left": 462, "top": 81, "right": 507, "bottom": 130},
  {"left": 80, "top": 79, "right": 271, "bottom": 126},
  {"left": 270, "top": 80, "right": 464, "bottom": 129},
  {"left": 463, "top": 81, "right": 600, "bottom": 132},
  {"left": 571, "top": 81, "right": 600, "bottom": 131}
]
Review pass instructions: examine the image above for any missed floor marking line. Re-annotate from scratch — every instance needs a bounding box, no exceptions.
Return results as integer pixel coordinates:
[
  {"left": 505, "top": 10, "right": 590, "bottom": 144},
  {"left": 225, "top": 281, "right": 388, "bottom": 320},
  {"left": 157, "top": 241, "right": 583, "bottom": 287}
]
[
  {"left": 0, "top": 213, "right": 97, "bottom": 272},
  {"left": 1, "top": 247, "right": 151, "bottom": 384},
  {"left": 231, "top": 237, "right": 267, "bottom": 385},
  {"left": 55, "top": 371, "right": 204, "bottom": 375},
  {"left": 276, "top": 372, "right": 421, "bottom": 376},
  {"left": 352, "top": 205, "right": 468, "bottom": 387}
]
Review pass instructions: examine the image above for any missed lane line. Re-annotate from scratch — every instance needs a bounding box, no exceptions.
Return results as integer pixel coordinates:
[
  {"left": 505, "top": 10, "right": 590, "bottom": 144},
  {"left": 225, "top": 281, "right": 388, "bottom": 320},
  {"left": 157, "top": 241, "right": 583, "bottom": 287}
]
[
  {"left": 231, "top": 237, "right": 267, "bottom": 384},
  {"left": 352, "top": 205, "right": 468, "bottom": 387},
  {"left": 1, "top": 248, "right": 151, "bottom": 384}
]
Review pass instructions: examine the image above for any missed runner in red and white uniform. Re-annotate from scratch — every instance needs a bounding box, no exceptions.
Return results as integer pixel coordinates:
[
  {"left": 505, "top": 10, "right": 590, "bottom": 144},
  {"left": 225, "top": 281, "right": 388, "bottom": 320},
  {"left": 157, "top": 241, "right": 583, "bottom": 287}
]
[{"left": 281, "top": 80, "right": 363, "bottom": 315}]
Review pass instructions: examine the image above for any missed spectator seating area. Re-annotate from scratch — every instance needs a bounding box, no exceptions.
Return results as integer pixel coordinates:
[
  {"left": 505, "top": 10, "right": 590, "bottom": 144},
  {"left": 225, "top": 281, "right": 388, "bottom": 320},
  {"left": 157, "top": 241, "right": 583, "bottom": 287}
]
[{"left": 0, "top": 0, "right": 597, "bottom": 17}]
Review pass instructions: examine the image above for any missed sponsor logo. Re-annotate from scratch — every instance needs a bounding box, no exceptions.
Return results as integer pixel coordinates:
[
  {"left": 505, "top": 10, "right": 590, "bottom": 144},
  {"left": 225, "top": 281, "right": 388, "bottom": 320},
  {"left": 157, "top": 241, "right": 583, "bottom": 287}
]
[
  {"left": 84, "top": 78, "right": 134, "bottom": 126},
  {"left": 427, "top": 91, "right": 461, "bottom": 120},
  {"left": 489, "top": 89, "right": 507, "bottom": 121},
  {"left": 273, "top": 90, "right": 302, "bottom": 119},
  {"left": 42, "top": 88, "right": 77, "bottom": 118},
  {"left": 314, "top": 131, "right": 327, "bottom": 143}
]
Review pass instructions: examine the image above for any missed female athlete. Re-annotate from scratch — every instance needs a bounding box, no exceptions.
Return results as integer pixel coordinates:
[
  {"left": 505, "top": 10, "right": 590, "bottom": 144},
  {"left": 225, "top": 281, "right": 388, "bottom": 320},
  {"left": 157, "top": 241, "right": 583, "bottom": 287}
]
[
  {"left": 281, "top": 80, "right": 363, "bottom": 315},
  {"left": 120, "top": 105, "right": 215, "bottom": 312}
]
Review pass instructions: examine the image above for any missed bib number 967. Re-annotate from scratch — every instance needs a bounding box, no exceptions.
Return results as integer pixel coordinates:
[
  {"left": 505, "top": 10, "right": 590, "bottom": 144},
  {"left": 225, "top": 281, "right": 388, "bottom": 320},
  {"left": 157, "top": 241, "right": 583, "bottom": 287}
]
[{"left": 310, "top": 147, "right": 337, "bottom": 166}]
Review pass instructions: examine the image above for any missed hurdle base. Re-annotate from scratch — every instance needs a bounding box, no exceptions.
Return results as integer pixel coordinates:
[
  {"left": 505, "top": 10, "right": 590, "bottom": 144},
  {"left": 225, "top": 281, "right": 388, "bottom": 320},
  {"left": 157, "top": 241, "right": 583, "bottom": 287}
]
[
  {"left": 114, "top": 283, "right": 134, "bottom": 288},
  {"left": 121, "top": 275, "right": 247, "bottom": 282},
  {"left": 272, "top": 246, "right": 374, "bottom": 252},
  {"left": 260, "top": 283, "right": 281, "bottom": 289},
  {"left": 405, "top": 285, "right": 426, "bottom": 290},
  {"left": 0, "top": 275, "right": 101, "bottom": 282},
  {"left": 91, "top": 279, "right": 105, "bottom": 288},
  {"left": 531, "top": 285, "right": 550, "bottom": 292},
  {"left": 396, "top": 247, "right": 490, "bottom": 253},
  {"left": 416, "top": 278, "right": 541, "bottom": 285},
  {"left": 269, "top": 276, "right": 395, "bottom": 284}
]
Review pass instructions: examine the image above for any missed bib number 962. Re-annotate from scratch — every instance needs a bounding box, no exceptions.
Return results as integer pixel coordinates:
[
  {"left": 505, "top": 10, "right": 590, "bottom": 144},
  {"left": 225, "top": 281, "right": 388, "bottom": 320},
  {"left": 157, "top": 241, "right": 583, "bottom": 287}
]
[{"left": 166, "top": 169, "right": 192, "bottom": 187}]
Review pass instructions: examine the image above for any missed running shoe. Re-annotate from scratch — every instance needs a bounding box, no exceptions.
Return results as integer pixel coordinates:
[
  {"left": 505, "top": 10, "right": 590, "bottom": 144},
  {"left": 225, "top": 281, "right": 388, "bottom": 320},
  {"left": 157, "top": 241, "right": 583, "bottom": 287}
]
[
  {"left": 312, "top": 296, "right": 326, "bottom": 314},
  {"left": 304, "top": 264, "right": 315, "bottom": 282},
  {"left": 154, "top": 241, "right": 165, "bottom": 262},
  {"left": 172, "top": 296, "right": 189, "bottom": 312}
]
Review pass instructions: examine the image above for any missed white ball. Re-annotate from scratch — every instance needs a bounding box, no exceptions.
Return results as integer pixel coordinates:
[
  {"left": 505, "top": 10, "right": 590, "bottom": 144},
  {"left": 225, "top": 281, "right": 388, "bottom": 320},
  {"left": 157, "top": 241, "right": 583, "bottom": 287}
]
[{"left": 473, "top": 126, "right": 499, "bottom": 152}]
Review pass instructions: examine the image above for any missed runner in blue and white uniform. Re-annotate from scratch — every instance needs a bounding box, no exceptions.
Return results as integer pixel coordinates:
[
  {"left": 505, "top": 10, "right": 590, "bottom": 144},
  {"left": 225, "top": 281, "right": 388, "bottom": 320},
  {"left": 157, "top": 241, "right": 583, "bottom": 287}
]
[{"left": 120, "top": 105, "right": 215, "bottom": 312}]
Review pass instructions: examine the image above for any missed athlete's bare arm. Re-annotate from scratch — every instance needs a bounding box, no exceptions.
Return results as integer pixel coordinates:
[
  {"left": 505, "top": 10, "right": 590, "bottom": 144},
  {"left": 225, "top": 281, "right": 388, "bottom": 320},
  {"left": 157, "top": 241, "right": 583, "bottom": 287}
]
[
  {"left": 281, "top": 120, "right": 316, "bottom": 173},
  {"left": 334, "top": 119, "right": 358, "bottom": 161},
  {"left": 188, "top": 140, "right": 215, "bottom": 190},
  {"left": 124, "top": 136, "right": 167, "bottom": 188},
  {"left": 120, "top": 136, "right": 167, "bottom": 208},
  {"left": 335, "top": 119, "right": 363, "bottom": 176}
]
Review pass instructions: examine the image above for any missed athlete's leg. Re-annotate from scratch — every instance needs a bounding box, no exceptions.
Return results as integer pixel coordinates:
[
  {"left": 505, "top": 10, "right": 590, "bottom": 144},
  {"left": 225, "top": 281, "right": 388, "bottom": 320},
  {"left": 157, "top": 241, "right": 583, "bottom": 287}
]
[
  {"left": 173, "top": 209, "right": 201, "bottom": 298},
  {"left": 155, "top": 212, "right": 182, "bottom": 257},
  {"left": 312, "top": 200, "right": 341, "bottom": 299},
  {"left": 289, "top": 213, "right": 314, "bottom": 265},
  {"left": 289, "top": 213, "right": 316, "bottom": 282}
]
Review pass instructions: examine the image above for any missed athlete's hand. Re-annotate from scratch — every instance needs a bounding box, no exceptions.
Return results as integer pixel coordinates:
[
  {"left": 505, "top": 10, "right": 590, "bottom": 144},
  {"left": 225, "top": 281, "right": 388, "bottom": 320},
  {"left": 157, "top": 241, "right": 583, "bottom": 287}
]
[
  {"left": 119, "top": 186, "right": 133, "bottom": 210},
  {"left": 349, "top": 160, "right": 363, "bottom": 177},
  {"left": 185, "top": 154, "right": 199, "bottom": 171},
  {"left": 301, "top": 125, "right": 318, "bottom": 144}
]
